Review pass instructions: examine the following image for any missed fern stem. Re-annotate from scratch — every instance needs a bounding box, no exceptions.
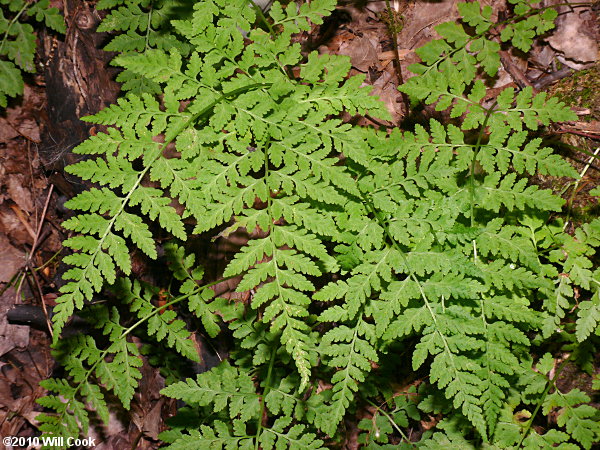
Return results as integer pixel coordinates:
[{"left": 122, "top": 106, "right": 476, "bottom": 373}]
[
  {"left": 248, "top": 0, "right": 276, "bottom": 38},
  {"left": 255, "top": 345, "right": 277, "bottom": 449},
  {"left": 516, "top": 355, "right": 571, "bottom": 448},
  {"left": 382, "top": 0, "right": 409, "bottom": 116},
  {"left": 366, "top": 399, "right": 413, "bottom": 445},
  {"left": 0, "top": 2, "right": 29, "bottom": 55},
  {"left": 52, "top": 274, "right": 238, "bottom": 427},
  {"left": 144, "top": 4, "right": 153, "bottom": 51},
  {"left": 468, "top": 100, "right": 497, "bottom": 228}
]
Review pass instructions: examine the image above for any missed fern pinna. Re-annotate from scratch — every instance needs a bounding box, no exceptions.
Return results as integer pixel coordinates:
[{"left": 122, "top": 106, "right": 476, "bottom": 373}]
[
  {"left": 0, "top": 0, "right": 65, "bottom": 107},
  {"left": 39, "top": 0, "right": 600, "bottom": 448}
]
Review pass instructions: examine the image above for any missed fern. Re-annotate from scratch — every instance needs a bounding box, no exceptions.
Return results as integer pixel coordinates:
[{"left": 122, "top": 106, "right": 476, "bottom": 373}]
[
  {"left": 39, "top": 0, "right": 600, "bottom": 447},
  {"left": 37, "top": 245, "right": 232, "bottom": 447},
  {"left": 0, "top": 0, "right": 65, "bottom": 107}
]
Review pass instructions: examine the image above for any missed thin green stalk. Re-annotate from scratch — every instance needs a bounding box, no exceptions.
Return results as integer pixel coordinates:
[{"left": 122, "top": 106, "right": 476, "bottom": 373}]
[
  {"left": 366, "top": 399, "right": 413, "bottom": 445},
  {"left": 34, "top": 249, "right": 62, "bottom": 273},
  {"left": 53, "top": 274, "right": 238, "bottom": 425},
  {"left": 516, "top": 355, "right": 572, "bottom": 448},
  {"left": 255, "top": 345, "right": 277, "bottom": 449},
  {"left": 248, "top": 0, "right": 276, "bottom": 37},
  {"left": 0, "top": 2, "right": 28, "bottom": 55},
  {"left": 144, "top": 4, "right": 154, "bottom": 51},
  {"left": 469, "top": 100, "right": 498, "bottom": 228}
]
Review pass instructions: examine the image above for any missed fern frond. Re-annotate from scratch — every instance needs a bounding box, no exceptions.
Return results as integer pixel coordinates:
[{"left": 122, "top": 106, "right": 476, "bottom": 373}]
[
  {"left": 162, "top": 421, "right": 253, "bottom": 450},
  {"left": 476, "top": 172, "right": 564, "bottom": 212},
  {"left": 260, "top": 416, "right": 325, "bottom": 449},
  {"left": 491, "top": 86, "right": 577, "bottom": 131},
  {"left": 264, "top": 375, "right": 305, "bottom": 420},
  {"left": 46, "top": 0, "right": 598, "bottom": 446},
  {"left": 115, "top": 278, "right": 199, "bottom": 361},
  {"left": 479, "top": 130, "right": 578, "bottom": 177},
  {"left": 161, "top": 361, "right": 260, "bottom": 422},
  {"left": 0, "top": 0, "right": 64, "bottom": 106},
  {"left": 314, "top": 319, "right": 378, "bottom": 436},
  {"left": 576, "top": 293, "right": 600, "bottom": 342},
  {"left": 543, "top": 388, "right": 600, "bottom": 449}
]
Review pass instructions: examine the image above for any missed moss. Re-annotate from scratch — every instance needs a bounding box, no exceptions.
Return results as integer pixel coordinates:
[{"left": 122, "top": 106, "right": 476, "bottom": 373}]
[{"left": 548, "top": 64, "right": 600, "bottom": 120}]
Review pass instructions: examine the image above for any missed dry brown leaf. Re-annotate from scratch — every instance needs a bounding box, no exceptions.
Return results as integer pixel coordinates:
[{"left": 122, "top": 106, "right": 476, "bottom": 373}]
[
  {"left": 371, "top": 69, "right": 403, "bottom": 122},
  {"left": 6, "top": 174, "right": 34, "bottom": 213},
  {"left": 546, "top": 4, "right": 598, "bottom": 69},
  {"left": 0, "top": 287, "right": 29, "bottom": 358},
  {"left": 0, "top": 204, "right": 33, "bottom": 245},
  {"left": 338, "top": 35, "right": 379, "bottom": 72},
  {"left": 0, "top": 236, "right": 24, "bottom": 283}
]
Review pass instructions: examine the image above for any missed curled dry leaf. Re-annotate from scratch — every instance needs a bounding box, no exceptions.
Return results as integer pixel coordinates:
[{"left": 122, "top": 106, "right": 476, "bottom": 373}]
[{"left": 546, "top": 5, "right": 598, "bottom": 69}]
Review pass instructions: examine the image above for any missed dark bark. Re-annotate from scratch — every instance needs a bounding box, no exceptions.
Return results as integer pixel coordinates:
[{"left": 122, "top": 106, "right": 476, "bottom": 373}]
[{"left": 38, "top": 0, "right": 120, "bottom": 181}]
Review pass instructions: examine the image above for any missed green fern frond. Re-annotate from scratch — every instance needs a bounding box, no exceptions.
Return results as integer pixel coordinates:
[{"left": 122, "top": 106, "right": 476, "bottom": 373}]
[
  {"left": 314, "top": 319, "right": 378, "bottom": 436},
  {"left": 161, "top": 361, "right": 260, "bottom": 422},
  {"left": 45, "top": 0, "right": 599, "bottom": 447},
  {"left": 259, "top": 416, "right": 325, "bottom": 449},
  {"left": 161, "top": 421, "right": 253, "bottom": 450},
  {"left": 543, "top": 388, "right": 600, "bottom": 449},
  {"left": 116, "top": 279, "right": 199, "bottom": 361},
  {"left": 0, "top": 0, "right": 64, "bottom": 106}
]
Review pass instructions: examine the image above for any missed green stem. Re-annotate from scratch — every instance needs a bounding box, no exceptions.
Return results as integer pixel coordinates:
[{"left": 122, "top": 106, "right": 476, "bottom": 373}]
[
  {"left": 255, "top": 345, "right": 277, "bottom": 449},
  {"left": 469, "top": 100, "right": 498, "bottom": 228},
  {"left": 248, "top": 0, "right": 276, "bottom": 37},
  {"left": 366, "top": 399, "right": 413, "bottom": 445},
  {"left": 516, "top": 355, "right": 572, "bottom": 448},
  {"left": 0, "top": 2, "right": 29, "bottom": 55},
  {"left": 144, "top": 4, "right": 153, "bottom": 51},
  {"left": 34, "top": 249, "right": 62, "bottom": 273},
  {"left": 54, "top": 274, "right": 237, "bottom": 429}
]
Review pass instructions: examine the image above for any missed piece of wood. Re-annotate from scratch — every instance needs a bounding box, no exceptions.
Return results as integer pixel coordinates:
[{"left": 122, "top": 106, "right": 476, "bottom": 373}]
[{"left": 38, "top": 0, "right": 120, "bottom": 173}]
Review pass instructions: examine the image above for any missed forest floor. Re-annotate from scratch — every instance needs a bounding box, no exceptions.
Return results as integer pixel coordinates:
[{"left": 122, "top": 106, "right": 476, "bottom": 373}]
[{"left": 0, "top": 0, "right": 598, "bottom": 448}]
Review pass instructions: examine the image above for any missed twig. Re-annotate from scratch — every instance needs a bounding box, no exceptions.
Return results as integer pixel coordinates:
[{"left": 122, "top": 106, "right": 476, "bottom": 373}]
[
  {"left": 563, "top": 147, "right": 600, "bottom": 232},
  {"left": 499, "top": 50, "right": 532, "bottom": 89},
  {"left": 8, "top": 204, "right": 36, "bottom": 241},
  {"left": 28, "top": 268, "right": 53, "bottom": 338},
  {"left": 13, "top": 186, "right": 56, "bottom": 338},
  {"left": 29, "top": 184, "right": 54, "bottom": 260},
  {"left": 532, "top": 67, "right": 573, "bottom": 91}
]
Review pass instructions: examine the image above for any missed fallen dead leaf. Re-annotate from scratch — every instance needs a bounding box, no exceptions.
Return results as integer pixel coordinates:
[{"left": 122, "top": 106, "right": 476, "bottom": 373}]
[
  {"left": 6, "top": 174, "right": 35, "bottom": 213},
  {"left": 371, "top": 69, "right": 403, "bottom": 122},
  {"left": 0, "top": 235, "right": 24, "bottom": 283},
  {"left": 338, "top": 35, "right": 379, "bottom": 72},
  {"left": 546, "top": 4, "right": 598, "bottom": 69},
  {"left": 0, "top": 204, "right": 33, "bottom": 246},
  {"left": 0, "top": 287, "right": 29, "bottom": 358}
]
